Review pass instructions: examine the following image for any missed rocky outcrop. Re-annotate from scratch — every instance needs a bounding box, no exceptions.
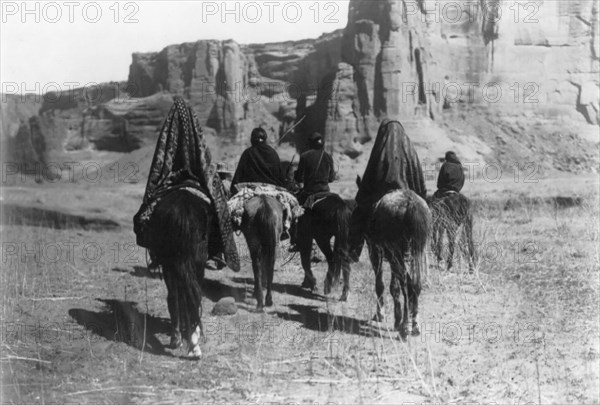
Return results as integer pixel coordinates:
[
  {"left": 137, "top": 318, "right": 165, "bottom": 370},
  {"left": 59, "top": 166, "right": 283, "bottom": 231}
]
[
  {"left": 128, "top": 40, "right": 282, "bottom": 141},
  {"left": 2, "top": 1, "right": 597, "bottom": 177},
  {"left": 299, "top": 0, "right": 600, "bottom": 150}
]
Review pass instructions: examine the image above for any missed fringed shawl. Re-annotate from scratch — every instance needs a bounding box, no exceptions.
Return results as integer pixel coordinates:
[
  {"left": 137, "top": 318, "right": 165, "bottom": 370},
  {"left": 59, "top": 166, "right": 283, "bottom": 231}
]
[
  {"left": 355, "top": 119, "right": 427, "bottom": 208},
  {"left": 138, "top": 96, "right": 240, "bottom": 271}
]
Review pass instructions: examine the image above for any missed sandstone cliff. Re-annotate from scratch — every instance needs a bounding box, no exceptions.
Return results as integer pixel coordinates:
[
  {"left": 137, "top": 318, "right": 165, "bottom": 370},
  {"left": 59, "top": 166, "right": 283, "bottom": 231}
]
[{"left": 1, "top": 1, "right": 598, "bottom": 177}]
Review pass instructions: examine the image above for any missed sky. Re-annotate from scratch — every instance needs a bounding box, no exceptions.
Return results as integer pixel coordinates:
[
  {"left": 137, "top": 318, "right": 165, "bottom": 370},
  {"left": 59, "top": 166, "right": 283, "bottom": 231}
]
[{"left": 0, "top": 1, "right": 349, "bottom": 93}]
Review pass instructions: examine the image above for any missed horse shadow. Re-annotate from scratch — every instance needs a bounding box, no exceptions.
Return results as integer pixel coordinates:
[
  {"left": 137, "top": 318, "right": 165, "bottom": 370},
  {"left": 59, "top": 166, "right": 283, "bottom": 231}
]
[
  {"left": 68, "top": 298, "right": 171, "bottom": 356},
  {"left": 273, "top": 303, "right": 386, "bottom": 338},
  {"left": 230, "top": 276, "right": 327, "bottom": 302},
  {"left": 111, "top": 266, "right": 160, "bottom": 279},
  {"left": 201, "top": 277, "right": 249, "bottom": 303}
]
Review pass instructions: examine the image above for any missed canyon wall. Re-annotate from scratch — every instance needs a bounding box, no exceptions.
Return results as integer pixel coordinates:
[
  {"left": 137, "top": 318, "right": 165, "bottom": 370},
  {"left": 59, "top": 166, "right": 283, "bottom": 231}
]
[{"left": 1, "top": 1, "right": 597, "bottom": 172}]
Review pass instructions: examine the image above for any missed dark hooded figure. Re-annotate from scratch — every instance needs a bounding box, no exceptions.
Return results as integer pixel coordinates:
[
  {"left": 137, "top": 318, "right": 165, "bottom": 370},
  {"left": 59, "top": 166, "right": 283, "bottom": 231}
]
[
  {"left": 230, "top": 127, "right": 285, "bottom": 195},
  {"left": 133, "top": 96, "right": 239, "bottom": 271},
  {"left": 349, "top": 119, "right": 427, "bottom": 261},
  {"left": 294, "top": 132, "right": 336, "bottom": 205},
  {"left": 434, "top": 151, "right": 465, "bottom": 197}
]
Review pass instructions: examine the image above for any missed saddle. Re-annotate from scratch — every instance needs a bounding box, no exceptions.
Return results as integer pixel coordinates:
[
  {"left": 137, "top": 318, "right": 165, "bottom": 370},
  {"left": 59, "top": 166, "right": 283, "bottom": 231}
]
[
  {"left": 227, "top": 182, "right": 303, "bottom": 234},
  {"left": 302, "top": 191, "right": 337, "bottom": 210},
  {"left": 134, "top": 175, "right": 209, "bottom": 248},
  {"left": 433, "top": 189, "right": 460, "bottom": 200}
]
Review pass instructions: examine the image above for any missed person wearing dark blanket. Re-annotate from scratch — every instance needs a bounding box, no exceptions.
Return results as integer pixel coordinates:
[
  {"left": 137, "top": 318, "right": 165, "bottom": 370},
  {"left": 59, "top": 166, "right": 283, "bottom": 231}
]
[
  {"left": 294, "top": 132, "right": 336, "bottom": 204},
  {"left": 434, "top": 151, "right": 465, "bottom": 198},
  {"left": 133, "top": 96, "right": 239, "bottom": 271},
  {"left": 288, "top": 132, "right": 336, "bottom": 251},
  {"left": 230, "top": 127, "right": 285, "bottom": 195},
  {"left": 348, "top": 119, "right": 427, "bottom": 262}
]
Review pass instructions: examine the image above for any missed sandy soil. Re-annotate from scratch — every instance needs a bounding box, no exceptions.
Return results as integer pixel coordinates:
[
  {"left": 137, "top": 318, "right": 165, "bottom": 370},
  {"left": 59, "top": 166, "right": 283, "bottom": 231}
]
[{"left": 1, "top": 171, "right": 599, "bottom": 404}]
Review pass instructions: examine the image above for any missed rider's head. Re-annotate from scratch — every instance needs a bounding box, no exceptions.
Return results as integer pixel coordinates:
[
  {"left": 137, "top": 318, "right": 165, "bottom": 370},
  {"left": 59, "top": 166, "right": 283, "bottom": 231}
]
[
  {"left": 251, "top": 127, "right": 268, "bottom": 146},
  {"left": 445, "top": 151, "right": 460, "bottom": 164},
  {"left": 309, "top": 132, "right": 324, "bottom": 149}
]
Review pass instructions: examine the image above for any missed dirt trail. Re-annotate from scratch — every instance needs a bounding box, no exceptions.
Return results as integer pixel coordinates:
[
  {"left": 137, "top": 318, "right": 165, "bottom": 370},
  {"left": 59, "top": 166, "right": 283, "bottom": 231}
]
[{"left": 1, "top": 175, "right": 599, "bottom": 404}]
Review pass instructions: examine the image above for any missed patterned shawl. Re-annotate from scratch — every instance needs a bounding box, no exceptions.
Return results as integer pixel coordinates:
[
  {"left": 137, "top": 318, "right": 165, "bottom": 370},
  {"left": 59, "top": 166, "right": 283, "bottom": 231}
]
[{"left": 142, "top": 96, "right": 240, "bottom": 272}]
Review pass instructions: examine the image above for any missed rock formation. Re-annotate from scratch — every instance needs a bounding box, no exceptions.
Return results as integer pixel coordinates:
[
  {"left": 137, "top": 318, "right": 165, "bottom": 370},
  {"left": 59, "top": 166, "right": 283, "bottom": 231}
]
[{"left": 1, "top": 1, "right": 598, "bottom": 175}]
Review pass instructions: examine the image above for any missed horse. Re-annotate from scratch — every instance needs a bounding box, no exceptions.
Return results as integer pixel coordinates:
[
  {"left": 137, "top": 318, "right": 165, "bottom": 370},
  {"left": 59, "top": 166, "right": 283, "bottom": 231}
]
[
  {"left": 240, "top": 194, "right": 284, "bottom": 311},
  {"left": 356, "top": 177, "right": 431, "bottom": 340},
  {"left": 428, "top": 192, "right": 476, "bottom": 273},
  {"left": 296, "top": 194, "right": 355, "bottom": 301},
  {"left": 145, "top": 188, "right": 213, "bottom": 358}
]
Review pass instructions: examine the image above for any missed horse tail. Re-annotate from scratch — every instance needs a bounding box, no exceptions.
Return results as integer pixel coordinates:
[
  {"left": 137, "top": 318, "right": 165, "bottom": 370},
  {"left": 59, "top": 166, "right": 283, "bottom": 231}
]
[
  {"left": 255, "top": 195, "right": 279, "bottom": 286},
  {"left": 170, "top": 256, "right": 203, "bottom": 337},
  {"left": 405, "top": 194, "right": 431, "bottom": 288},
  {"left": 151, "top": 190, "right": 209, "bottom": 338}
]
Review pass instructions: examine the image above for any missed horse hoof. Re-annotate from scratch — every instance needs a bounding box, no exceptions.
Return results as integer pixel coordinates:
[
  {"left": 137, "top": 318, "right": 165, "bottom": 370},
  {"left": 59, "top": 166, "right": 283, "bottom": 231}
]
[
  {"left": 372, "top": 313, "right": 384, "bottom": 322},
  {"left": 187, "top": 345, "right": 202, "bottom": 359},
  {"left": 265, "top": 297, "right": 273, "bottom": 307},
  {"left": 412, "top": 324, "right": 421, "bottom": 336},
  {"left": 339, "top": 292, "right": 348, "bottom": 302},
  {"left": 301, "top": 279, "right": 315, "bottom": 290},
  {"left": 169, "top": 335, "right": 182, "bottom": 349}
]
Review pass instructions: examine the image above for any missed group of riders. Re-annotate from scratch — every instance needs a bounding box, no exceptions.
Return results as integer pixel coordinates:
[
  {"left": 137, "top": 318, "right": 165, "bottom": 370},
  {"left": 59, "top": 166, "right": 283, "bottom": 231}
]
[
  {"left": 218, "top": 123, "right": 466, "bottom": 263},
  {"left": 134, "top": 97, "right": 466, "bottom": 271}
]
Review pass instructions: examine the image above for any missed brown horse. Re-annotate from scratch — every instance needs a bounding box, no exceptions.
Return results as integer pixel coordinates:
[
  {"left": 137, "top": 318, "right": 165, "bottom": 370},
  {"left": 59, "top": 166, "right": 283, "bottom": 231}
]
[
  {"left": 145, "top": 189, "right": 213, "bottom": 358},
  {"left": 428, "top": 192, "right": 476, "bottom": 273},
  {"left": 296, "top": 194, "right": 355, "bottom": 301},
  {"left": 240, "top": 195, "right": 284, "bottom": 311},
  {"left": 356, "top": 181, "right": 431, "bottom": 340}
]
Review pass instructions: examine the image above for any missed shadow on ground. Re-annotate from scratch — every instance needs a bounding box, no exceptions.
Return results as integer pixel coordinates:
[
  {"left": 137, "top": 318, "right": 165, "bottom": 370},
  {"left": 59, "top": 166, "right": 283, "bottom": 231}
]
[{"left": 69, "top": 299, "right": 170, "bottom": 356}]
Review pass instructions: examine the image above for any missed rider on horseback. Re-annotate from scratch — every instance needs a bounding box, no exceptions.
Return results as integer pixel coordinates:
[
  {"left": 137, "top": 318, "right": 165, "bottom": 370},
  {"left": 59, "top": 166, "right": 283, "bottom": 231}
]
[
  {"left": 288, "top": 132, "right": 336, "bottom": 251},
  {"left": 294, "top": 132, "right": 336, "bottom": 204},
  {"left": 349, "top": 119, "right": 427, "bottom": 262},
  {"left": 230, "top": 127, "right": 286, "bottom": 195},
  {"left": 433, "top": 151, "right": 465, "bottom": 198}
]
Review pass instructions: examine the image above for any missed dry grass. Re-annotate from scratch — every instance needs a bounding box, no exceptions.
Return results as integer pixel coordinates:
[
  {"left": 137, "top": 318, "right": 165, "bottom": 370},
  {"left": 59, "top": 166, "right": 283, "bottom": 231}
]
[{"left": 1, "top": 176, "right": 599, "bottom": 403}]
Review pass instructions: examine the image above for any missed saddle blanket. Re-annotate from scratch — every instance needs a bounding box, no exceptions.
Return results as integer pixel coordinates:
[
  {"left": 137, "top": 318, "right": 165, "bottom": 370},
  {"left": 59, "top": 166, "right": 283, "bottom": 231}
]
[
  {"left": 134, "top": 173, "right": 211, "bottom": 248},
  {"left": 228, "top": 182, "right": 304, "bottom": 233}
]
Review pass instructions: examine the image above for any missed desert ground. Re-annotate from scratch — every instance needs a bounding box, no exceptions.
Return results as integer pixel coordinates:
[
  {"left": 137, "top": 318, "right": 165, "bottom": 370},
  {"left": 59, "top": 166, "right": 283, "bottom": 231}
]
[{"left": 1, "top": 161, "right": 599, "bottom": 404}]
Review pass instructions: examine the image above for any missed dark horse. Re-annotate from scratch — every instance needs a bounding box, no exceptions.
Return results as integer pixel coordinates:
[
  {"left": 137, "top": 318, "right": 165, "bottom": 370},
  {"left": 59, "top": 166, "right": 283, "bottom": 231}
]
[
  {"left": 359, "top": 181, "right": 431, "bottom": 340},
  {"left": 146, "top": 189, "right": 213, "bottom": 358},
  {"left": 241, "top": 195, "right": 284, "bottom": 311},
  {"left": 428, "top": 192, "right": 476, "bottom": 273},
  {"left": 297, "top": 194, "right": 355, "bottom": 301}
]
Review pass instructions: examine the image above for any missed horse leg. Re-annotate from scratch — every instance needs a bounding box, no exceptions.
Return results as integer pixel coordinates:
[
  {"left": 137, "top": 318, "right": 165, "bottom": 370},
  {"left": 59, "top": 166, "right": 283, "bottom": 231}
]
[
  {"left": 265, "top": 245, "right": 275, "bottom": 307},
  {"left": 164, "top": 269, "right": 182, "bottom": 349},
  {"left": 391, "top": 257, "right": 410, "bottom": 340},
  {"left": 331, "top": 235, "right": 351, "bottom": 302},
  {"left": 251, "top": 252, "right": 264, "bottom": 311},
  {"left": 317, "top": 236, "right": 336, "bottom": 296},
  {"left": 299, "top": 238, "right": 317, "bottom": 291},
  {"left": 407, "top": 265, "right": 422, "bottom": 336},
  {"left": 464, "top": 214, "right": 476, "bottom": 274},
  {"left": 338, "top": 246, "right": 351, "bottom": 302},
  {"left": 432, "top": 215, "right": 441, "bottom": 265},
  {"left": 369, "top": 244, "right": 385, "bottom": 322},
  {"left": 446, "top": 224, "right": 457, "bottom": 272},
  {"left": 188, "top": 324, "right": 202, "bottom": 358}
]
